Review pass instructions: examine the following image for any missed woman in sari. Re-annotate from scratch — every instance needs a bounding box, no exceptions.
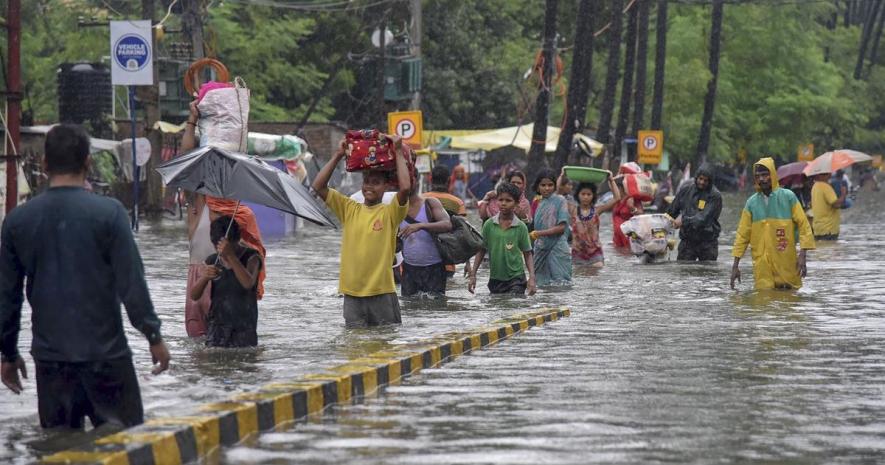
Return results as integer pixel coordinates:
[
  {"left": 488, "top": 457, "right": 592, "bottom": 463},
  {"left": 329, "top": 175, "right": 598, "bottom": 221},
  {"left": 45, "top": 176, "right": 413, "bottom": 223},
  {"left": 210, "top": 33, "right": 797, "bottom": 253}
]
[
  {"left": 531, "top": 168, "right": 572, "bottom": 286},
  {"left": 612, "top": 177, "right": 642, "bottom": 247}
]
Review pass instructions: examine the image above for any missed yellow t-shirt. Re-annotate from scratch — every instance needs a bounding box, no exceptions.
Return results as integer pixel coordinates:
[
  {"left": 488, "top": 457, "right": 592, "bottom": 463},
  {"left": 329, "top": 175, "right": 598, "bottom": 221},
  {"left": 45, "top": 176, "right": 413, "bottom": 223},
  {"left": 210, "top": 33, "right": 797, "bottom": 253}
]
[
  {"left": 325, "top": 189, "right": 408, "bottom": 296},
  {"left": 811, "top": 181, "right": 840, "bottom": 236}
]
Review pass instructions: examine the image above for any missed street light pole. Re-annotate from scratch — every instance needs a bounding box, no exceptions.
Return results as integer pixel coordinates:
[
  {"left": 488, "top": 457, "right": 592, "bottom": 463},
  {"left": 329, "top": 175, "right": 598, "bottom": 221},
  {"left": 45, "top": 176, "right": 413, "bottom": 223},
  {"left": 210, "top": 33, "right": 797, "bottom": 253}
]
[{"left": 410, "top": 0, "right": 422, "bottom": 111}]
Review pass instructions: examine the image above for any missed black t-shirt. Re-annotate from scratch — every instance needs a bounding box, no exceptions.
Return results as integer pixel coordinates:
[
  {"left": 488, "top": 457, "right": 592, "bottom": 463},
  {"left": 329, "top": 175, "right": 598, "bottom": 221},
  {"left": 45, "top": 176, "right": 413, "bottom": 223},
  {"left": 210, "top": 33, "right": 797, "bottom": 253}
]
[
  {"left": 204, "top": 247, "right": 260, "bottom": 348},
  {"left": 0, "top": 187, "right": 161, "bottom": 362}
]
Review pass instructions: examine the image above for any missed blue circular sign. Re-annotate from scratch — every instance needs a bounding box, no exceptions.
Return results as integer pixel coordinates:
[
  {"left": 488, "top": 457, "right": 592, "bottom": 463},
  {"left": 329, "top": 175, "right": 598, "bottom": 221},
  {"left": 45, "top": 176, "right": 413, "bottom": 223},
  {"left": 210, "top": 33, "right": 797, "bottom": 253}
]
[{"left": 113, "top": 34, "right": 151, "bottom": 72}]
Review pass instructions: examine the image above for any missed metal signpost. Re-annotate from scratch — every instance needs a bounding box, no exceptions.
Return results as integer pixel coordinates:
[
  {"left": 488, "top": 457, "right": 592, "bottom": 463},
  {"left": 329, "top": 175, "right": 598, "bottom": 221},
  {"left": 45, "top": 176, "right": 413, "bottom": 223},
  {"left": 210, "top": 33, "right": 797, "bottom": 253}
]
[{"left": 110, "top": 20, "right": 154, "bottom": 231}]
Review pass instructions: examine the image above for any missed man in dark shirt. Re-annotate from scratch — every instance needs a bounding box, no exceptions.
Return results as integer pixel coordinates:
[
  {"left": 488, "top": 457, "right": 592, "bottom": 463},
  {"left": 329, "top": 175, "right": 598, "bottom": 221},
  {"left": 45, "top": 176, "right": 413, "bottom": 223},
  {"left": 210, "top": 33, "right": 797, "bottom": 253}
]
[
  {"left": 667, "top": 163, "right": 723, "bottom": 261},
  {"left": 0, "top": 124, "right": 170, "bottom": 429}
]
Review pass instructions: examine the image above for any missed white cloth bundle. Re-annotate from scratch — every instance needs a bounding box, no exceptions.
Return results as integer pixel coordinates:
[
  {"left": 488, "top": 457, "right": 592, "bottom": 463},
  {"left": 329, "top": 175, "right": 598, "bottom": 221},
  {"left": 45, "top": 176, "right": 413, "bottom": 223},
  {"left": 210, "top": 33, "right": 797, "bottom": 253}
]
[
  {"left": 620, "top": 214, "right": 675, "bottom": 256},
  {"left": 197, "top": 77, "right": 250, "bottom": 152}
]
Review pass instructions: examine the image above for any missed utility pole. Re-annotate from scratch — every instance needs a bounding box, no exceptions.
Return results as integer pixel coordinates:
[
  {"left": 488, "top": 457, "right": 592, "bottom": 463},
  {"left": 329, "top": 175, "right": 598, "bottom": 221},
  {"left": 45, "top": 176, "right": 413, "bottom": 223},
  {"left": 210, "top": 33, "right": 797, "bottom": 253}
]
[
  {"left": 140, "top": 0, "right": 164, "bottom": 216},
  {"left": 182, "top": 0, "right": 205, "bottom": 62},
  {"left": 632, "top": 0, "right": 650, "bottom": 140},
  {"left": 695, "top": 0, "right": 724, "bottom": 167},
  {"left": 410, "top": 0, "right": 422, "bottom": 111},
  {"left": 596, "top": 0, "right": 625, "bottom": 166},
  {"left": 614, "top": 1, "right": 638, "bottom": 165},
  {"left": 377, "top": 14, "right": 388, "bottom": 127},
  {"left": 5, "top": 0, "right": 21, "bottom": 214},
  {"left": 554, "top": 0, "right": 596, "bottom": 172},
  {"left": 528, "top": 0, "right": 559, "bottom": 176},
  {"left": 650, "top": 0, "right": 668, "bottom": 130}
]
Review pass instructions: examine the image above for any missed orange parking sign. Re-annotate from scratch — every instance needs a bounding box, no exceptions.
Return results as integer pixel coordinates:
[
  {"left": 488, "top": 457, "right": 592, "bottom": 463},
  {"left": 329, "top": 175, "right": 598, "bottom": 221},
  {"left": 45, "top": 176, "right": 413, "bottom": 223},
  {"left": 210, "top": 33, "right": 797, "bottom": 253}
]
[{"left": 387, "top": 111, "right": 423, "bottom": 149}]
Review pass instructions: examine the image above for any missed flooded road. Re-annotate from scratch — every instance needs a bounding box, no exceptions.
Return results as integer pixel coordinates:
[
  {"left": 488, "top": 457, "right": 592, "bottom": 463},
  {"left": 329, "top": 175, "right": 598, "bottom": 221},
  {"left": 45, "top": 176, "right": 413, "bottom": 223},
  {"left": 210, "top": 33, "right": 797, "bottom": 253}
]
[{"left": 2, "top": 190, "right": 885, "bottom": 464}]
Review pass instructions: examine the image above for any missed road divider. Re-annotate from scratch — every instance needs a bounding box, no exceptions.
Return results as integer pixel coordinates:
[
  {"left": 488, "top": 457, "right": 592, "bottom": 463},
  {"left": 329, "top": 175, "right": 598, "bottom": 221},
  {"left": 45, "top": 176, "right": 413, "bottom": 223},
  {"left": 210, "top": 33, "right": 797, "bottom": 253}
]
[{"left": 41, "top": 307, "right": 570, "bottom": 465}]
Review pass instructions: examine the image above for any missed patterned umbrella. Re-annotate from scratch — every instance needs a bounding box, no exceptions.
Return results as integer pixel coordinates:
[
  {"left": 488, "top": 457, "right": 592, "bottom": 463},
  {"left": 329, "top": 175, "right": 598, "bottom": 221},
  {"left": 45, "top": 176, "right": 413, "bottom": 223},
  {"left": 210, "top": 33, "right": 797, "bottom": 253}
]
[
  {"left": 803, "top": 149, "right": 872, "bottom": 177},
  {"left": 777, "top": 161, "right": 808, "bottom": 187}
]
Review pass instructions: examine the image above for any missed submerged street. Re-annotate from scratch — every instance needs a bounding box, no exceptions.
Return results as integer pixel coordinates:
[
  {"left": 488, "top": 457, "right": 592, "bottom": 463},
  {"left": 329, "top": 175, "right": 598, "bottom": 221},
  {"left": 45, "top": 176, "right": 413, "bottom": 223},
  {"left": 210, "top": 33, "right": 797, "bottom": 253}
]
[{"left": 2, "top": 191, "right": 884, "bottom": 464}]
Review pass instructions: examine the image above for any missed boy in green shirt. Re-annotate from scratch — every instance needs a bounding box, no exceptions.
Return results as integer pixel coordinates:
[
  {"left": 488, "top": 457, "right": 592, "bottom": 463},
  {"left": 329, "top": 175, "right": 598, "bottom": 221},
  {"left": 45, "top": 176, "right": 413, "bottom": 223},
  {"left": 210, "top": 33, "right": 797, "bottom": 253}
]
[{"left": 468, "top": 182, "right": 537, "bottom": 295}]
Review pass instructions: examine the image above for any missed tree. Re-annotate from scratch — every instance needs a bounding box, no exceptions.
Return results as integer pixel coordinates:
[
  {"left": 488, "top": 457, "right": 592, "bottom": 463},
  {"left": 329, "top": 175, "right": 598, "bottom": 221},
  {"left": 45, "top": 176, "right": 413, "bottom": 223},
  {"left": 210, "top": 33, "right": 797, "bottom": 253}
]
[
  {"left": 855, "top": 0, "right": 883, "bottom": 79},
  {"left": 867, "top": 2, "right": 885, "bottom": 73},
  {"left": 650, "top": 0, "right": 668, "bottom": 130},
  {"left": 418, "top": 0, "right": 540, "bottom": 129},
  {"left": 527, "top": 0, "right": 559, "bottom": 175},
  {"left": 614, "top": 0, "right": 638, "bottom": 163},
  {"left": 595, "top": 0, "right": 625, "bottom": 148},
  {"left": 554, "top": 0, "right": 597, "bottom": 171},
  {"left": 632, "top": 0, "right": 650, "bottom": 138},
  {"left": 695, "top": 0, "right": 724, "bottom": 167}
]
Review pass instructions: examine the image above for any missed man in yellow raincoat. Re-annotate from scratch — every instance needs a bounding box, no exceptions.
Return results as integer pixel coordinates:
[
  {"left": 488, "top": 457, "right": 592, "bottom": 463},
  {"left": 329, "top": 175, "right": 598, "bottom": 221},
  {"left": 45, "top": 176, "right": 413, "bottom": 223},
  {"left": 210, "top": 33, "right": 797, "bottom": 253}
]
[{"left": 731, "top": 158, "right": 815, "bottom": 290}]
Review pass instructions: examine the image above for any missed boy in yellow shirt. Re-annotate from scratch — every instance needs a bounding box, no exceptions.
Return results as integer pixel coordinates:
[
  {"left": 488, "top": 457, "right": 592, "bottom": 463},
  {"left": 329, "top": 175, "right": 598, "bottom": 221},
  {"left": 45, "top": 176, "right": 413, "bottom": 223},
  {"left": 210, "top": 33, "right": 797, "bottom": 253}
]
[{"left": 312, "top": 136, "right": 411, "bottom": 327}]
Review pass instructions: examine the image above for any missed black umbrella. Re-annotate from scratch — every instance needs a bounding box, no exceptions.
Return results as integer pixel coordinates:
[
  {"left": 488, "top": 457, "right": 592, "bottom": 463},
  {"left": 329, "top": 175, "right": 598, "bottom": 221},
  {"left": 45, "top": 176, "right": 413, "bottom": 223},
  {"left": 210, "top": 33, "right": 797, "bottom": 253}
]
[{"left": 156, "top": 145, "right": 337, "bottom": 228}]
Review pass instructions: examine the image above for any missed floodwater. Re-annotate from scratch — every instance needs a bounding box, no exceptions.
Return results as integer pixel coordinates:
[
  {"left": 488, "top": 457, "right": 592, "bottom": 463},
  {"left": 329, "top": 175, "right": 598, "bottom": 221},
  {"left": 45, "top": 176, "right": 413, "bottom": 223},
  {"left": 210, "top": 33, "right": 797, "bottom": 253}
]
[{"left": 2, "top": 189, "right": 885, "bottom": 464}]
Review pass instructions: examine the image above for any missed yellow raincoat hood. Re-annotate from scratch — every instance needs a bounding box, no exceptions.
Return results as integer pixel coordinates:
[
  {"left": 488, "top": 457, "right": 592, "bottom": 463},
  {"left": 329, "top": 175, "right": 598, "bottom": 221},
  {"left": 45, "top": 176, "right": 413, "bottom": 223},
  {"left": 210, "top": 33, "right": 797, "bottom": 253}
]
[{"left": 753, "top": 157, "right": 779, "bottom": 191}]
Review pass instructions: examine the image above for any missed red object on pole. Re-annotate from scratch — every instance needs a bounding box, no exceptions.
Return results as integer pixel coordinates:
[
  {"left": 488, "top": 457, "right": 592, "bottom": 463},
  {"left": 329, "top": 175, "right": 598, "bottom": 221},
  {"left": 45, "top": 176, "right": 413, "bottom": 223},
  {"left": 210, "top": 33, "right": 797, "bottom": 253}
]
[{"left": 5, "top": 0, "right": 21, "bottom": 214}]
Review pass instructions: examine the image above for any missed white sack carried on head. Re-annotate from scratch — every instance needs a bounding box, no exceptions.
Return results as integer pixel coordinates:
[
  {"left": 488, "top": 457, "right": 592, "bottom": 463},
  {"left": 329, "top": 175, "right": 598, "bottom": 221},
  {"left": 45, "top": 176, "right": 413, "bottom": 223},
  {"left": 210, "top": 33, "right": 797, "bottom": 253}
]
[{"left": 197, "top": 77, "right": 250, "bottom": 152}]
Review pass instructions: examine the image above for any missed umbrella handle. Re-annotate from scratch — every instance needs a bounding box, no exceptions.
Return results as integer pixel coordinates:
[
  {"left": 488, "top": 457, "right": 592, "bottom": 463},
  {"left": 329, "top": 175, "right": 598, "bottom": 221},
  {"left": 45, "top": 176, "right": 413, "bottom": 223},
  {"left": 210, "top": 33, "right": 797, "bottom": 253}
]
[{"left": 213, "top": 200, "right": 241, "bottom": 267}]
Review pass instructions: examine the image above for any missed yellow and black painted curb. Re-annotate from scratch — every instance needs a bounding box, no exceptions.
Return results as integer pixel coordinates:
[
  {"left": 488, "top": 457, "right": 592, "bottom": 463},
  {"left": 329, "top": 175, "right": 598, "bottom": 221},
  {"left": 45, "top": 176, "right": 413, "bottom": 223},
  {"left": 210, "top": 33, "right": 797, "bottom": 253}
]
[{"left": 41, "top": 307, "right": 570, "bottom": 465}]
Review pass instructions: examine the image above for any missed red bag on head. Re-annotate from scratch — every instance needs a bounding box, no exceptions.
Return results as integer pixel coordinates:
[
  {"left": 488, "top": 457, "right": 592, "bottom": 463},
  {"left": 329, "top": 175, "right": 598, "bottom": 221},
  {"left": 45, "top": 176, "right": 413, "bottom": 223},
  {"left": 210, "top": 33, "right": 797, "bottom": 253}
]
[
  {"left": 387, "top": 144, "right": 418, "bottom": 190},
  {"left": 619, "top": 161, "right": 643, "bottom": 175},
  {"left": 345, "top": 129, "right": 396, "bottom": 172},
  {"left": 624, "top": 173, "right": 654, "bottom": 202}
]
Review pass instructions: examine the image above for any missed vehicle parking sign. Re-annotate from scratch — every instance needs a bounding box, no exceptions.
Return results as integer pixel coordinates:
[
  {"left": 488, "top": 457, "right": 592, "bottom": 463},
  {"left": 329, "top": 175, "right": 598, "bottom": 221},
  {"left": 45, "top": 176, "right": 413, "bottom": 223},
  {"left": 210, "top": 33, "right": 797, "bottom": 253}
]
[{"left": 110, "top": 20, "right": 154, "bottom": 86}]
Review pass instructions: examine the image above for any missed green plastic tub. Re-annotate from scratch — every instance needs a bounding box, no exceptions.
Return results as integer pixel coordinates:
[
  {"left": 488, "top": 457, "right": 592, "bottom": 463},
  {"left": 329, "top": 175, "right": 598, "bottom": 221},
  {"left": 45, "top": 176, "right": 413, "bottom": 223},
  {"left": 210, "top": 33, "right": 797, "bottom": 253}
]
[{"left": 563, "top": 166, "right": 609, "bottom": 185}]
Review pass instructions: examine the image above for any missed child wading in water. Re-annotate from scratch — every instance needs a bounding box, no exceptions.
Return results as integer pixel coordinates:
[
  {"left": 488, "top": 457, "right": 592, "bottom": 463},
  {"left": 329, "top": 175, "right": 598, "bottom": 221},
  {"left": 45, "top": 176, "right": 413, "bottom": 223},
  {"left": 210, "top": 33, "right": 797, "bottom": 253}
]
[
  {"left": 531, "top": 168, "right": 573, "bottom": 285},
  {"left": 571, "top": 177, "right": 620, "bottom": 267},
  {"left": 312, "top": 135, "right": 411, "bottom": 327},
  {"left": 468, "top": 183, "right": 536, "bottom": 296},
  {"left": 190, "top": 216, "right": 261, "bottom": 347}
]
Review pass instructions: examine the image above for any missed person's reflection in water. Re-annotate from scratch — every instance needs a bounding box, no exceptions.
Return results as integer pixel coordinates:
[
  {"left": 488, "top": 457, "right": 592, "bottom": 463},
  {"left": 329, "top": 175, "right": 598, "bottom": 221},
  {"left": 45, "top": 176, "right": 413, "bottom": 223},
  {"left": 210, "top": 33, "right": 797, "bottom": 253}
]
[
  {"left": 337, "top": 327, "right": 398, "bottom": 362},
  {"left": 190, "top": 346, "right": 264, "bottom": 382}
]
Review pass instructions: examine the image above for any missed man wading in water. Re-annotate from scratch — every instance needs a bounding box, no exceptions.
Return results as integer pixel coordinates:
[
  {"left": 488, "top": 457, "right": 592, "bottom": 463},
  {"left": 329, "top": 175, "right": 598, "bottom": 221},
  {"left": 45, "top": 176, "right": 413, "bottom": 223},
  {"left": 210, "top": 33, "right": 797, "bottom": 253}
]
[
  {"left": 731, "top": 158, "right": 815, "bottom": 290},
  {"left": 0, "top": 124, "right": 170, "bottom": 429},
  {"left": 668, "top": 163, "right": 723, "bottom": 261}
]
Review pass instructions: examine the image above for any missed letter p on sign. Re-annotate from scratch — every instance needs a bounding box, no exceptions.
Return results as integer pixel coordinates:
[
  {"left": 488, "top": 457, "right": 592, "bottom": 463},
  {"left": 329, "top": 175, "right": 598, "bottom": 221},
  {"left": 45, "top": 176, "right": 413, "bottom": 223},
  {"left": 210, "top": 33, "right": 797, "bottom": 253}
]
[{"left": 388, "top": 111, "right": 423, "bottom": 148}]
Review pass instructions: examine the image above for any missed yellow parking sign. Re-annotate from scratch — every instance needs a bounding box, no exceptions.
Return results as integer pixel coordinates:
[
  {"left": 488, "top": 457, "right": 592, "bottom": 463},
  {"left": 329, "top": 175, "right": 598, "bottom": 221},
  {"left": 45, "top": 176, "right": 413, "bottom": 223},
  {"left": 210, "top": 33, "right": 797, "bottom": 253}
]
[
  {"left": 637, "top": 130, "right": 663, "bottom": 164},
  {"left": 387, "top": 111, "right": 423, "bottom": 149},
  {"left": 797, "top": 143, "right": 814, "bottom": 162}
]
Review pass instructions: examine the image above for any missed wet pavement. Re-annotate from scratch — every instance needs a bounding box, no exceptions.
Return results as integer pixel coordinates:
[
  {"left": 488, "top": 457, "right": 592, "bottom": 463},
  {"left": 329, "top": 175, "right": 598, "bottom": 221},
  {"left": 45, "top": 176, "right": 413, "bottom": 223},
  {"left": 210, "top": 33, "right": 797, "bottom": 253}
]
[{"left": 2, "top": 190, "right": 885, "bottom": 464}]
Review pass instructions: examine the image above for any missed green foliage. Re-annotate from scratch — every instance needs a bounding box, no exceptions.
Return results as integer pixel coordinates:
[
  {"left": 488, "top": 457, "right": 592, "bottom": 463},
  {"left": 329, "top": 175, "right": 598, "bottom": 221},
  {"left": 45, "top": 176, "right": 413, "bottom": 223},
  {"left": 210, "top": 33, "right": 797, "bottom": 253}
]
[
  {"left": 653, "top": 3, "right": 878, "bottom": 163},
  {"left": 420, "top": 0, "right": 541, "bottom": 129},
  {"left": 206, "top": 3, "right": 330, "bottom": 121},
  {"left": 8, "top": 0, "right": 885, "bottom": 166},
  {"left": 13, "top": 1, "right": 109, "bottom": 123}
]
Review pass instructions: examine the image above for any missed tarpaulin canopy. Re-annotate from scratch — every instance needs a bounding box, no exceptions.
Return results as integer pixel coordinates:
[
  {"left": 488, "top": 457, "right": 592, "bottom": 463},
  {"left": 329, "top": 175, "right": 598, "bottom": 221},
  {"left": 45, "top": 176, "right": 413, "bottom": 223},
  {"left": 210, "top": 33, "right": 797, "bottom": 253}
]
[
  {"left": 153, "top": 121, "right": 309, "bottom": 161},
  {"left": 447, "top": 124, "right": 603, "bottom": 155}
]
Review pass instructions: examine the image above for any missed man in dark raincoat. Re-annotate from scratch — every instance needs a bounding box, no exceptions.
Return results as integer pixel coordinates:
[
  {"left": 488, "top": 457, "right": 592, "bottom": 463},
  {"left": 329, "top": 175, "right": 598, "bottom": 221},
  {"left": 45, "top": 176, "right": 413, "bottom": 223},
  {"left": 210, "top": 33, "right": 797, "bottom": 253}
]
[{"left": 667, "top": 164, "right": 723, "bottom": 261}]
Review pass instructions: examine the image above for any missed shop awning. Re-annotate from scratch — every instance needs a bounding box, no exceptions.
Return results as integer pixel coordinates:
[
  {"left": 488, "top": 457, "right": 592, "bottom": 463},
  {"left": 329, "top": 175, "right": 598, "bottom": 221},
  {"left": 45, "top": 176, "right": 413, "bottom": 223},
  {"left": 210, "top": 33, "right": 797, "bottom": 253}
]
[{"left": 446, "top": 124, "right": 603, "bottom": 155}]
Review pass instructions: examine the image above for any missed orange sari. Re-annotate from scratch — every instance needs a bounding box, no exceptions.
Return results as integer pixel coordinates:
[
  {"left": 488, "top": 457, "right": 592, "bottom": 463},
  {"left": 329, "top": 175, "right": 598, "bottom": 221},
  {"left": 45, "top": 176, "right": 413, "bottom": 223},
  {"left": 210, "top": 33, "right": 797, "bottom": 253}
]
[{"left": 205, "top": 197, "right": 267, "bottom": 300}]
